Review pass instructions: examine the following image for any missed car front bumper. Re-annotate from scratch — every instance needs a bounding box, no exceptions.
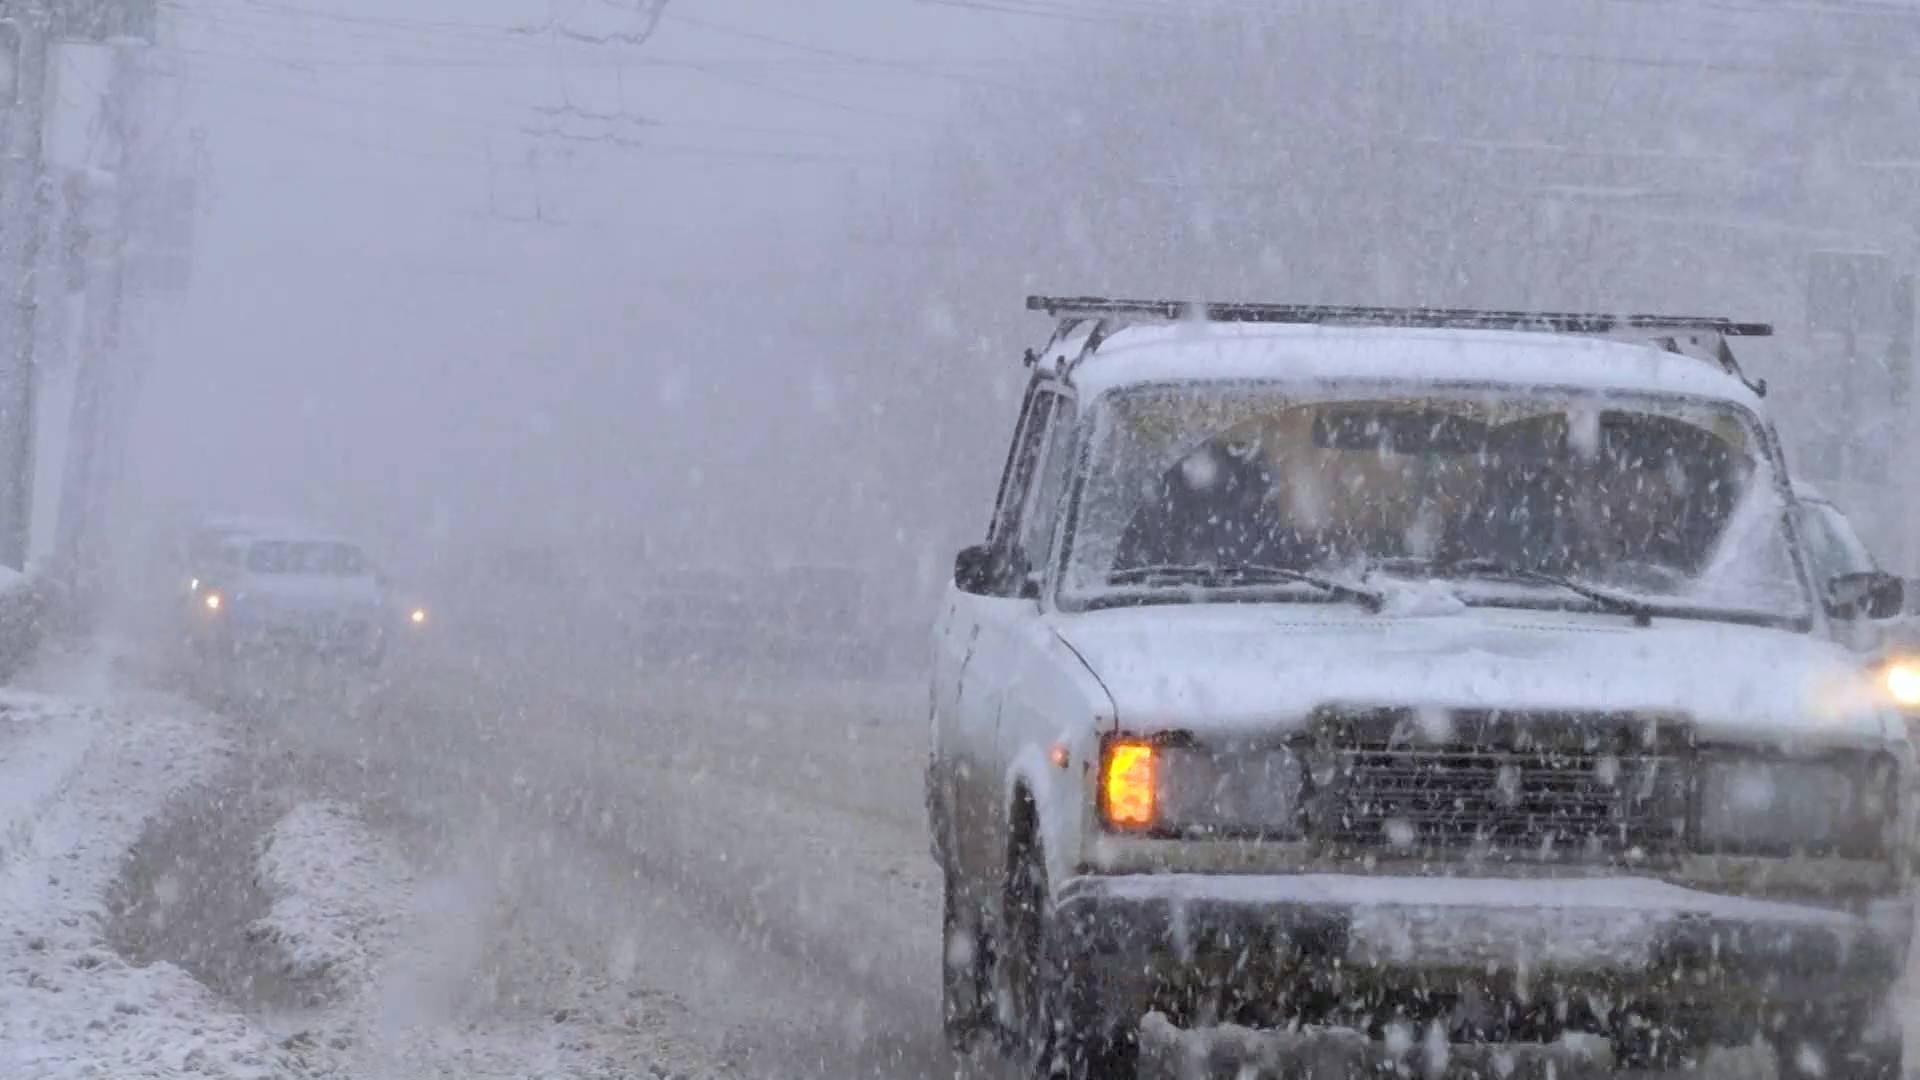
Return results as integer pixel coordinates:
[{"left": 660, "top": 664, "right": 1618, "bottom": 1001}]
[
  {"left": 1055, "top": 872, "right": 1910, "bottom": 1046},
  {"left": 215, "top": 613, "right": 386, "bottom": 658}
]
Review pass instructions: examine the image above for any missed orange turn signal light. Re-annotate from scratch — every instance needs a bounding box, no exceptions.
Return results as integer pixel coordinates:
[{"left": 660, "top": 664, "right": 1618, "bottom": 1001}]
[{"left": 1102, "top": 740, "right": 1156, "bottom": 829}]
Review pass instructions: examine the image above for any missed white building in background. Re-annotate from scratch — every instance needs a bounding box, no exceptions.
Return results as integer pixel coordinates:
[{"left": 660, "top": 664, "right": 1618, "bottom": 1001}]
[
  {"left": 26, "top": 22, "right": 190, "bottom": 610},
  {"left": 27, "top": 38, "right": 118, "bottom": 570},
  {"left": 0, "top": 1, "right": 168, "bottom": 600}
]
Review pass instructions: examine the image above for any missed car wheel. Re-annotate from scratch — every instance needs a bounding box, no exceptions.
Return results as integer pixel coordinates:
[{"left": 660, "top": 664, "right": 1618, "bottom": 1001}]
[
  {"left": 1003, "top": 838, "right": 1135, "bottom": 1080},
  {"left": 941, "top": 870, "right": 991, "bottom": 1051}
]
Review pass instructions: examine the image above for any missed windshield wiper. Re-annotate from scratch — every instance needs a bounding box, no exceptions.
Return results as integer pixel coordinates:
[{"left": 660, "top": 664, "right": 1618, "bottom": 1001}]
[
  {"left": 1108, "top": 563, "right": 1385, "bottom": 613},
  {"left": 1379, "top": 556, "right": 1653, "bottom": 626}
]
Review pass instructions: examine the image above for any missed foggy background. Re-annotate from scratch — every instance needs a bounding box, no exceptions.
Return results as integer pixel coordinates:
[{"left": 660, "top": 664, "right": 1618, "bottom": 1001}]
[
  {"left": 104, "top": 0, "right": 1920, "bottom": 670},
  {"left": 1, "top": 5, "right": 1917, "bottom": 1078}
]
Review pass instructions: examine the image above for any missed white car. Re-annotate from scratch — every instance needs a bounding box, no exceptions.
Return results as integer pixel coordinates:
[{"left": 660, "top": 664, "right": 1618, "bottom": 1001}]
[
  {"left": 185, "top": 529, "right": 413, "bottom": 667},
  {"left": 926, "top": 297, "right": 1915, "bottom": 1079}
]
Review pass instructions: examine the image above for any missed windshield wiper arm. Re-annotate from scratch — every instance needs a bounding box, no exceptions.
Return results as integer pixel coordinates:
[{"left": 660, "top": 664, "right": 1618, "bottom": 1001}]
[
  {"left": 1108, "top": 563, "right": 1384, "bottom": 613},
  {"left": 1395, "top": 556, "right": 1653, "bottom": 626}
]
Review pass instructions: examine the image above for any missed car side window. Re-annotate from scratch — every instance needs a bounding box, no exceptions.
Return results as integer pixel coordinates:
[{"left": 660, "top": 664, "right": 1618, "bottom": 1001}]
[
  {"left": 987, "top": 384, "right": 1052, "bottom": 546},
  {"left": 985, "top": 389, "right": 1061, "bottom": 594},
  {"left": 1017, "top": 396, "right": 1077, "bottom": 576},
  {"left": 1800, "top": 502, "right": 1875, "bottom": 582}
]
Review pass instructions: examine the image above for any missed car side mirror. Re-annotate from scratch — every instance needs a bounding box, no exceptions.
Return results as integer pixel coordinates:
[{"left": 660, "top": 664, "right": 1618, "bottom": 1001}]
[
  {"left": 954, "top": 544, "right": 994, "bottom": 595},
  {"left": 1829, "top": 571, "right": 1905, "bottom": 620}
]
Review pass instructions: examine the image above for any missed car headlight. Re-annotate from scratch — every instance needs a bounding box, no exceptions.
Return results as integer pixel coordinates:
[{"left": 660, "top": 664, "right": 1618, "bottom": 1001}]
[
  {"left": 1881, "top": 658, "right": 1920, "bottom": 708},
  {"left": 1101, "top": 736, "right": 1304, "bottom": 838},
  {"left": 1696, "top": 754, "right": 1894, "bottom": 858}
]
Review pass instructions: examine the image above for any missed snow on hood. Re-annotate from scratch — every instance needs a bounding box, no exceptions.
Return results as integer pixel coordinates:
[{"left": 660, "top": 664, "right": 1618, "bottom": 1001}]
[
  {"left": 236, "top": 573, "right": 384, "bottom": 613},
  {"left": 1051, "top": 603, "right": 1889, "bottom": 744}
]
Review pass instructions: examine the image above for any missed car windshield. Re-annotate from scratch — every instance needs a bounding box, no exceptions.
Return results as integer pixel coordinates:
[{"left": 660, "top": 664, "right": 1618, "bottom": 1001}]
[
  {"left": 246, "top": 540, "right": 369, "bottom": 577},
  {"left": 1062, "top": 382, "right": 1809, "bottom": 622}
]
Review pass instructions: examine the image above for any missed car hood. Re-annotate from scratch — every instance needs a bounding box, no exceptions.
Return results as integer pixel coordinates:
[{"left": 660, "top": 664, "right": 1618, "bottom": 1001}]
[
  {"left": 1051, "top": 603, "right": 1891, "bottom": 744},
  {"left": 235, "top": 575, "right": 384, "bottom": 613}
]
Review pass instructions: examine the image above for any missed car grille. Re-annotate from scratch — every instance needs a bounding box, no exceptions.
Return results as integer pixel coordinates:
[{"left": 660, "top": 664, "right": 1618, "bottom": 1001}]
[
  {"left": 257, "top": 617, "right": 372, "bottom": 650},
  {"left": 1312, "top": 708, "right": 1690, "bottom": 860}
]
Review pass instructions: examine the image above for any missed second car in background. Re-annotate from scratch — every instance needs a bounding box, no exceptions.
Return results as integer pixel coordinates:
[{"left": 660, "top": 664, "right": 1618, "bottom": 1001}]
[{"left": 183, "top": 525, "right": 424, "bottom": 668}]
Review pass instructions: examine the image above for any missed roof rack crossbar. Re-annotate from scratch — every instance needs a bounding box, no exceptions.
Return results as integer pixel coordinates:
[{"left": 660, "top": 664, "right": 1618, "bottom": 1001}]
[{"left": 1026, "top": 295, "right": 1773, "bottom": 338}]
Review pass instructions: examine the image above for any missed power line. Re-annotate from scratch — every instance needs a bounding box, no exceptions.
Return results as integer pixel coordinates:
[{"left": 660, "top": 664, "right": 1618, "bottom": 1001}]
[
  {"left": 155, "top": 62, "right": 910, "bottom": 169},
  {"left": 909, "top": 0, "right": 1165, "bottom": 25},
  {"left": 172, "top": 0, "right": 525, "bottom": 40},
  {"left": 168, "top": 0, "right": 1023, "bottom": 83},
  {"left": 510, "top": 0, "right": 673, "bottom": 48},
  {"left": 663, "top": 10, "right": 1030, "bottom": 93},
  {"left": 162, "top": 0, "right": 1025, "bottom": 155},
  {"left": 166, "top": 43, "right": 939, "bottom": 125}
]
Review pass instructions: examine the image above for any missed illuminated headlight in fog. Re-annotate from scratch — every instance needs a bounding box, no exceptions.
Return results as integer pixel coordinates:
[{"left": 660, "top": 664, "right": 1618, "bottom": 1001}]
[
  {"left": 188, "top": 577, "right": 200, "bottom": 593},
  {"left": 1696, "top": 755, "right": 1893, "bottom": 858},
  {"left": 203, "top": 592, "right": 222, "bottom": 612},
  {"left": 1102, "top": 736, "right": 1304, "bottom": 837},
  {"left": 1883, "top": 661, "right": 1920, "bottom": 708},
  {"left": 409, "top": 607, "right": 428, "bottom": 627}
]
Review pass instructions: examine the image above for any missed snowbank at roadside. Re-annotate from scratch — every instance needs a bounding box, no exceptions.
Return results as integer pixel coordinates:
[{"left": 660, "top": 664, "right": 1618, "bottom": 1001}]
[
  {"left": 251, "top": 798, "right": 716, "bottom": 1079},
  {"left": 0, "top": 566, "right": 44, "bottom": 680},
  {"left": 249, "top": 800, "right": 414, "bottom": 993},
  {"left": 0, "top": 685, "right": 292, "bottom": 1079}
]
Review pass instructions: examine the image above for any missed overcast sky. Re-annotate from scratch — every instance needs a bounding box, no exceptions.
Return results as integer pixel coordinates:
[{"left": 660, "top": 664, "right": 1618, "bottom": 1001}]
[
  {"left": 126, "top": 0, "right": 1069, "bottom": 570},
  {"left": 113, "top": 1, "right": 1920, "bottom": 595}
]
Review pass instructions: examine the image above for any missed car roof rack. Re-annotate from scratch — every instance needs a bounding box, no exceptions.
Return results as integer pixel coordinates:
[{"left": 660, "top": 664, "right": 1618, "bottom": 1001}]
[{"left": 1025, "top": 294, "right": 1773, "bottom": 395}]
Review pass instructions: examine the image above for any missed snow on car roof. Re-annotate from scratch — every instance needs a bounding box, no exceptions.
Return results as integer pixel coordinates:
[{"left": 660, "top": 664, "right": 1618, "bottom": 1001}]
[
  {"left": 236, "top": 532, "right": 365, "bottom": 549},
  {"left": 1066, "top": 322, "right": 1766, "bottom": 408},
  {"left": 195, "top": 513, "right": 312, "bottom": 538}
]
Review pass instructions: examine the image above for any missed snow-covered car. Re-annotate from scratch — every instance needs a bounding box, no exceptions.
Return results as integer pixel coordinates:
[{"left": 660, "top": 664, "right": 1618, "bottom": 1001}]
[
  {"left": 176, "top": 513, "right": 298, "bottom": 609},
  {"left": 184, "top": 529, "right": 411, "bottom": 667},
  {"left": 926, "top": 296, "right": 1915, "bottom": 1079}
]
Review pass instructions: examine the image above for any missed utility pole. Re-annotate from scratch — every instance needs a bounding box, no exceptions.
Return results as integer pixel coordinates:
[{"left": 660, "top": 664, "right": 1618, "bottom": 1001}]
[
  {"left": 45, "top": 35, "right": 152, "bottom": 624},
  {"left": 0, "top": 0, "right": 154, "bottom": 578},
  {"left": 52, "top": 57, "right": 129, "bottom": 602},
  {"left": 0, "top": 2, "right": 50, "bottom": 571},
  {"left": 15, "top": 1, "right": 155, "bottom": 621}
]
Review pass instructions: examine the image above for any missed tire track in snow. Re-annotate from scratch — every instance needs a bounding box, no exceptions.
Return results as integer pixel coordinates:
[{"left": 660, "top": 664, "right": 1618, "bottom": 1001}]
[
  {"left": 271, "top": 656, "right": 982, "bottom": 1078},
  {"left": 0, "top": 675, "right": 294, "bottom": 1080}
]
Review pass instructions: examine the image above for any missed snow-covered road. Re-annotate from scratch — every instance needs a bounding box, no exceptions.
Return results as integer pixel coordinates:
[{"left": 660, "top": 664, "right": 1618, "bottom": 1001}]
[
  {"left": 19, "top": 629, "right": 1901, "bottom": 1079},
  {"left": 236, "top": 643, "right": 972, "bottom": 1079},
  {"left": 0, "top": 651, "right": 292, "bottom": 1079},
  {"left": 11, "top": 626, "right": 1920, "bottom": 1068},
  {"left": 0, "top": 631, "right": 993, "bottom": 1079}
]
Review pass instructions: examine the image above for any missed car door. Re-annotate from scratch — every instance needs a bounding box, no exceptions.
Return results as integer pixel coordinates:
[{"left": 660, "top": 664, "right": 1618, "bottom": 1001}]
[
  {"left": 932, "top": 380, "right": 1059, "bottom": 890},
  {"left": 1800, "top": 498, "right": 1884, "bottom": 650},
  {"left": 991, "top": 388, "right": 1080, "bottom": 770}
]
